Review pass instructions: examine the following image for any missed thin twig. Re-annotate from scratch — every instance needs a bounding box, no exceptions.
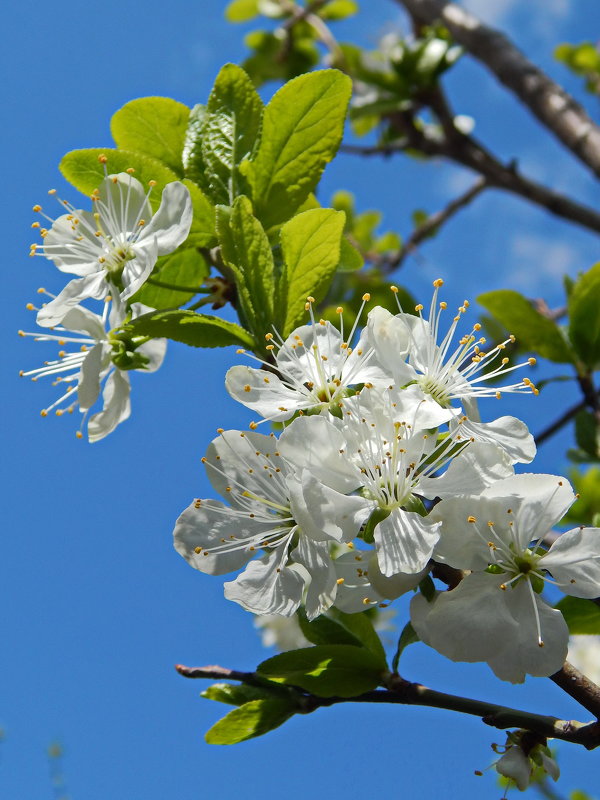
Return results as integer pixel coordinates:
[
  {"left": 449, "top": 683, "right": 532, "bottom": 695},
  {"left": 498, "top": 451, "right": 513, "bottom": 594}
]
[
  {"left": 534, "top": 399, "right": 586, "bottom": 447},
  {"left": 376, "top": 175, "right": 488, "bottom": 272},
  {"left": 395, "top": 0, "right": 600, "bottom": 178}
]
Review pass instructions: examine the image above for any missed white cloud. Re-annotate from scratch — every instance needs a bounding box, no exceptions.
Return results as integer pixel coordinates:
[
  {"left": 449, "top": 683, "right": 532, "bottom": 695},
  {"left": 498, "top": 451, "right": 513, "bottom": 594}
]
[
  {"left": 460, "top": 0, "right": 568, "bottom": 37},
  {"left": 507, "top": 232, "right": 579, "bottom": 291}
]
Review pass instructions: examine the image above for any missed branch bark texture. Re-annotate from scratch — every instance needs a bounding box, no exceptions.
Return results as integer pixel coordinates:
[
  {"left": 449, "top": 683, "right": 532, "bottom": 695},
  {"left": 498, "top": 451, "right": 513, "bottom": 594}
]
[{"left": 396, "top": 0, "right": 600, "bottom": 178}]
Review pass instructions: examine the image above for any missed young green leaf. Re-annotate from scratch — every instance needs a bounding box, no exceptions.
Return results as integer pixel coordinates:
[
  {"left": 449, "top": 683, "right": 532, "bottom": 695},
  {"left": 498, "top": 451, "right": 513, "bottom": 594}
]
[
  {"left": 556, "top": 596, "right": 600, "bottom": 634},
  {"left": 182, "top": 104, "right": 211, "bottom": 194},
  {"left": 125, "top": 309, "right": 256, "bottom": 349},
  {"left": 216, "top": 196, "right": 275, "bottom": 337},
  {"left": 183, "top": 179, "right": 217, "bottom": 248},
  {"left": 391, "top": 622, "right": 419, "bottom": 673},
  {"left": 133, "top": 248, "right": 209, "bottom": 309},
  {"left": 203, "top": 63, "right": 263, "bottom": 205},
  {"left": 318, "top": 0, "right": 358, "bottom": 21},
  {"left": 225, "top": 0, "right": 259, "bottom": 22},
  {"left": 110, "top": 97, "right": 190, "bottom": 175},
  {"left": 338, "top": 237, "right": 364, "bottom": 272},
  {"left": 278, "top": 208, "right": 346, "bottom": 335},
  {"left": 478, "top": 289, "right": 574, "bottom": 363},
  {"left": 296, "top": 609, "right": 365, "bottom": 648},
  {"left": 258, "top": 645, "right": 384, "bottom": 697},
  {"left": 243, "top": 70, "right": 352, "bottom": 229},
  {"left": 328, "top": 609, "right": 388, "bottom": 667},
  {"left": 205, "top": 698, "right": 296, "bottom": 744},
  {"left": 202, "top": 682, "right": 275, "bottom": 706},
  {"left": 568, "top": 262, "right": 600, "bottom": 370}
]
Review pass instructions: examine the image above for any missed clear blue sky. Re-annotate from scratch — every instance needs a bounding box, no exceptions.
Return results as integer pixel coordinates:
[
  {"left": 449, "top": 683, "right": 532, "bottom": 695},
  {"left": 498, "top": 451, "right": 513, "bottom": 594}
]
[{"left": 3, "top": 1, "right": 600, "bottom": 797}]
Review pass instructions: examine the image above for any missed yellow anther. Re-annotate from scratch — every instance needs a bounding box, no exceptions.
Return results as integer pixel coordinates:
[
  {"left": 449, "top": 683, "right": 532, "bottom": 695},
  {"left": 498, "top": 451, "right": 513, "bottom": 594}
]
[
  {"left": 31, "top": 221, "right": 40, "bottom": 229},
  {"left": 265, "top": 333, "right": 273, "bottom": 341},
  {"left": 249, "top": 421, "right": 258, "bottom": 430},
  {"left": 439, "top": 301, "right": 447, "bottom": 309},
  {"left": 244, "top": 385, "right": 251, "bottom": 393},
  {"left": 126, "top": 167, "right": 135, "bottom": 174},
  {"left": 528, "top": 357, "right": 536, "bottom": 366},
  {"left": 26, "top": 303, "right": 34, "bottom": 310},
  {"left": 98, "top": 154, "right": 108, "bottom": 163},
  {"left": 390, "top": 285, "right": 398, "bottom": 294},
  {"left": 32, "top": 204, "right": 42, "bottom": 212},
  {"left": 415, "top": 304, "right": 424, "bottom": 312},
  {"left": 138, "top": 219, "right": 146, "bottom": 226},
  {"left": 336, "top": 306, "right": 343, "bottom": 314},
  {"left": 509, "top": 334, "right": 516, "bottom": 342},
  {"left": 266, "top": 344, "right": 274, "bottom": 351},
  {"left": 495, "top": 391, "right": 501, "bottom": 399},
  {"left": 467, "top": 515, "right": 477, "bottom": 523},
  {"left": 76, "top": 431, "right": 83, "bottom": 439},
  {"left": 433, "top": 278, "right": 444, "bottom": 287},
  {"left": 148, "top": 180, "right": 157, "bottom": 187},
  {"left": 194, "top": 547, "right": 202, "bottom": 554},
  {"left": 336, "top": 578, "right": 345, "bottom": 585},
  {"left": 40, "top": 409, "right": 48, "bottom": 417},
  {"left": 346, "top": 542, "right": 354, "bottom": 549},
  {"left": 362, "top": 293, "right": 370, "bottom": 301},
  {"left": 473, "top": 323, "right": 481, "bottom": 331}
]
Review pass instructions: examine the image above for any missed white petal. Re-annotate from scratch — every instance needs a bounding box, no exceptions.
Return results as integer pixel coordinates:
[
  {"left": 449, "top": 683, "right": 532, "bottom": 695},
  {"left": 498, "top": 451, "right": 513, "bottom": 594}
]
[
  {"left": 542, "top": 527, "right": 600, "bottom": 598},
  {"left": 366, "top": 306, "right": 415, "bottom": 383},
  {"left": 224, "top": 550, "right": 306, "bottom": 616},
  {"left": 226, "top": 365, "right": 308, "bottom": 421},
  {"left": 539, "top": 751, "right": 560, "bottom": 782},
  {"left": 432, "top": 495, "right": 500, "bottom": 571},
  {"left": 97, "top": 173, "right": 152, "bottom": 238},
  {"left": 489, "top": 583, "right": 568, "bottom": 682},
  {"left": 496, "top": 747, "right": 531, "bottom": 790},
  {"left": 419, "top": 442, "right": 514, "bottom": 500},
  {"left": 61, "top": 305, "right": 107, "bottom": 340},
  {"left": 137, "top": 181, "right": 193, "bottom": 256},
  {"left": 293, "top": 537, "right": 337, "bottom": 620},
  {"left": 453, "top": 415, "right": 536, "bottom": 464},
  {"left": 484, "top": 474, "right": 575, "bottom": 550},
  {"left": 333, "top": 549, "right": 384, "bottom": 613},
  {"left": 87, "top": 370, "right": 131, "bottom": 442},
  {"left": 36, "top": 272, "right": 108, "bottom": 327},
  {"left": 276, "top": 322, "right": 346, "bottom": 385},
  {"left": 43, "top": 210, "right": 104, "bottom": 275},
  {"left": 374, "top": 509, "right": 441, "bottom": 575},
  {"left": 368, "top": 553, "right": 426, "bottom": 599},
  {"left": 173, "top": 500, "right": 259, "bottom": 575},
  {"left": 77, "top": 343, "right": 105, "bottom": 410},
  {"left": 410, "top": 572, "right": 519, "bottom": 663},
  {"left": 279, "top": 415, "right": 362, "bottom": 493},
  {"left": 136, "top": 337, "right": 167, "bottom": 372},
  {"left": 121, "top": 238, "right": 159, "bottom": 301},
  {"left": 287, "top": 469, "right": 372, "bottom": 543}
]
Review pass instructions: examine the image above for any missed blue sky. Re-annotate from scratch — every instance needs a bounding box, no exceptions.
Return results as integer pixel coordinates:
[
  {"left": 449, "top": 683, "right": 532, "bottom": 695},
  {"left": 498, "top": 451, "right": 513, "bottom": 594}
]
[{"left": 3, "top": 1, "right": 600, "bottom": 798}]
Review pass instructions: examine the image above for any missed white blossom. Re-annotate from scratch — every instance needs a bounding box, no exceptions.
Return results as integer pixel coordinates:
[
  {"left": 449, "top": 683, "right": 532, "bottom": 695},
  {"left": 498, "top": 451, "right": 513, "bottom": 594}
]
[
  {"left": 226, "top": 295, "right": 390, "bottom": 423},
  {"left": 412, "top": 474, "right": 600, "bottom": 682},
  {"left": 32, "top": 170, "right": 192, "bottom": 326},
  {"left": 173, "top": 425, "right": 371, "bottom": 619},
  {"left": 20, "top": 294, "right": 166, "bottom": 442}
]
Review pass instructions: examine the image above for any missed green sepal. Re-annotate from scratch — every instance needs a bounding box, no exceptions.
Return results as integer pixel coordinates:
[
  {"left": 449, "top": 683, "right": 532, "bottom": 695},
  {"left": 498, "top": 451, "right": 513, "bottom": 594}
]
[
  {"left": 556, "top": 595, "right": 600, "bottom": 634},
  {"left": 361, "top": 507, "right": 390, "bottom": 544},
  {"left": 478, "top": 289, "right": 574, "bottom": 364},
  {"left": 110, "top": 97, "right": 190, "bottom": 175},
  {"left": 257, "top": 644, "right": 384, "bottom": 697},
  {"left": 123, "top": 309, "right": 256, "bottom": 349},
  {"left": 204, "top": 697, "right": 296, "bottom": 745}
]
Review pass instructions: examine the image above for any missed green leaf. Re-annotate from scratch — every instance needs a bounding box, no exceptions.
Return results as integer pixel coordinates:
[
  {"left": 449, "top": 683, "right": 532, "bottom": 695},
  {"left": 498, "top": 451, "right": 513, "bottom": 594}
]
[
  {"left": 203, "top": 63, "right": 263, "bottom": 205},
  {"left": 258, "top": 644, "right": 384, "bottom": 697},
  {"left": 216, "top": 196, "right": 275, "bottom": 337},
  {"left": 328, "top": 609, "right": 388, "bottom": 667},
  {"left": 244, "top": 70, "right": 352, "bottom": 229},
  {"left": 296, "top": 609, "right": 365, "bottom": 648},
  {"left": 225, "top": 0, "right": 259, "bottom": 22},
  {"left": 205, "top": 698, "right": 295, "bottom": 744},
  {"left": 278, "top": 208, "right": 346, "bottom": 335},
  {"left": 338, "top": 237, "right": 364, "bottom": 272},
  {"left": 478, "top": 289, "right": 574, "bottom": 363},
  {"left": 391, "top": 622, "right": 419, "bottom": 673},
  {"left": 182, "top": 104, "right": 211, "bottom": 194},
  {"left": 575, "top": 410, "right": 600, "bottom": 460},
  {"left": 183, "top": 179, "right": 217, "bottom": 248},
  {"left": 133, "top": 248, "right": 209, "bottom": 309},
  {"left": 110, "top": 97, "right": 190, "bottom": 175},
  {"left": 556, "top": 596, "right": 600, "bottom": 634},
  {"left": 319, "top": 0, "right": 358, "bottom": 20},
  {"left": 125, "top": 309, "right": 255, "bottom": 349},
  {"left": 202, "top": 682, "right": 274, "bottom": 706},
  {"left": 568, "top": 262, "right": 600, "bottom": 370},
  {"left": 60, "top": 148, "right": 179, "bottom": 209}
]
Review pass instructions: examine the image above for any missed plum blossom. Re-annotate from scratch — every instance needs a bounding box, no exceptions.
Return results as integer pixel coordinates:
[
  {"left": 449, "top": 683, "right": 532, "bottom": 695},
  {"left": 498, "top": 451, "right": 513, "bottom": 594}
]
[
  {"left": 19, "top": 293, "right": 166, "bottom": 441},
  {"left": 411, "top": 474, "right": 600, "bottom": 682},
  {"left": 173, "top": 426, "right": 370, "bottom": 619},
  {"left": 366, "top": 280, "right": 537, "bottom": 463},
  {"left": 32, "top": 168, "right": 192, "bottom": 326},
  {"left": 226, "top": 295, "right": 390, "bottom": 422}
]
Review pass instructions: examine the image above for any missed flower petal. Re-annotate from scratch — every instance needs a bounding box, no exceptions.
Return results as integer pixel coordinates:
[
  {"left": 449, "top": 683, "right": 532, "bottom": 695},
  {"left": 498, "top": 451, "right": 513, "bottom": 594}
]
[
  {"left": 374, "top": 509, "right": 441, "bottom": 575},
  {"left": 87, "top": 369, "right": 131, "bottom": 442},
  {"left": 293, "top": 537, "right": 337, "bottom": 620},
  {"left": 452, "top": 415, "right": 536, "bottom": 464},
  {"left": 121, "top": 238, "right": 159, "bottom": 301},
  {"left": 224, "top": 550, "right": 306, "bottom": 616},
  {"left": 137, "top": 181, "right": 193, "bottom": 256},
  {"left": 43, "top": 210, "right": 103, "bottom": 275},
  {"left": 173, "top": 500, "right": 259, "bottom": 575},
  {"left": 226, "top": 365, "right": 308, "bottom": 421},
  {"left": 77, "top": 343, "right": 105, "bottom": 411},
  {"left": 36, "top": 272, "right": 108, "bottom": 327},
  {"left": 542, "top": 526, "right": 600, "bottom": 598}
]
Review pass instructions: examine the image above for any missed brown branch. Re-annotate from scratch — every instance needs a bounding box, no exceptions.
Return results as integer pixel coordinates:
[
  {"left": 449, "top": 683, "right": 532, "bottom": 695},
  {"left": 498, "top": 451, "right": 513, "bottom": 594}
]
[
  {"left": 550, "top": 662, "right": 600, "bottom": 719},
  {"left": 395, "top": 0, "right": 600, "bottom": 178},
  {"left": 534, "top": 399, "right": 586, "bottom": 446},
  {"left": 376, "top": 175, "right": 488, "bottom": 272},
  {"left": 176, "top": 662, "right": 600, "bottom": 748}
]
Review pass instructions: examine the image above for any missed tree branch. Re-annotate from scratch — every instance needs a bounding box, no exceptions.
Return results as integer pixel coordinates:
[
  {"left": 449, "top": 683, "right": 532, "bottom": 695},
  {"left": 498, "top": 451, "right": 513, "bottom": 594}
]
[
  {"left": 550, "top": 662, "right": 600, "bottom": 719},
  {"left": 394, "top": 0, "right": 600, "bottom": 179},
  {"left": 176, "top": 663, "right": 600, "bottom": 748},
  {"left": 534, "top": 399, "right": 586, "bottom": 447}
]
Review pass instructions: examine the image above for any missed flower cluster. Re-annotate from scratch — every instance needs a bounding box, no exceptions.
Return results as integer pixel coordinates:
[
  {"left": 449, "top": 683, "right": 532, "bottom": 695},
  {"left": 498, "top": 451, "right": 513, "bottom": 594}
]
[
  {"left": 173, "top": 281, "right": 600, "bottom": 682},
  {"left": 21, "top": 162, "right": 192, "bottom": 440}
]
